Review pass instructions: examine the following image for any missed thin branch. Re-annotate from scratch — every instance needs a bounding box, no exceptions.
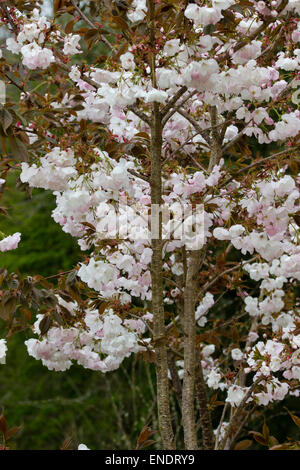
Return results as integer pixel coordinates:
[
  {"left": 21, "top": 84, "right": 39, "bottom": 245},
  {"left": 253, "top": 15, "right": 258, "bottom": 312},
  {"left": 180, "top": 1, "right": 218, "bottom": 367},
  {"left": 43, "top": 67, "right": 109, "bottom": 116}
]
[
  {"left": 229, "top": 405, "right": 257, "bottom": 449},
  {"left": 221, "top": 123, "right": 250, "bottom": 155},
  {"left": 128, "top": 169, "right": 149, "bottom": 183},
  {"left": 176, "top": 109, "right": 211, "bottom": 144},
  {"left": 195, "top": 351, "right": 214, "bottom": 450},
  {"left": 0, "top": 4, "right": 18, "bottom": 34},
  {"left": 162, "top": 117, "right": 235, "bottom": 167},
  {"left": 217, "top": 0, "right": 288, "bottom": 64},
  {"left": 161, "top": 86, "right": 188, "bottom": 117},
  {"left": 70, "top": 0, "right": 113, "bottom": 51},
  {"left": 200, "top": 256, "right": 258, "bottom": 297},
  {"left": 207, "top": 311, "right": 248, "bottom": 334},
  {"left": 128, "top": 313, "right": 154, "bottom": 335},
  {"left": 162, "top": 90, "right": 197, "bottom": 126},
  {"left": 127, "top": 105, "right": 151, "bottom": 125},
  {"left": 257, "top": 26, "right": 284, "bottom": 62},
  {"left": 214, "top": 402, "right": 230, "bottom": 449},
  {"left": 57, "top": 60, "right": 99, "bottom": 89},
  {"left": 162, "top": 130, "right": 207, "bottom": 166},
  {"left": 218, "top": 378, "right": 262, "bottom": 450},
  {"left": 45, "top": 269, "right": 74, "bottom": 280},
  {"left": 219, "top": 147, "right": 299, "bottom": 191}
]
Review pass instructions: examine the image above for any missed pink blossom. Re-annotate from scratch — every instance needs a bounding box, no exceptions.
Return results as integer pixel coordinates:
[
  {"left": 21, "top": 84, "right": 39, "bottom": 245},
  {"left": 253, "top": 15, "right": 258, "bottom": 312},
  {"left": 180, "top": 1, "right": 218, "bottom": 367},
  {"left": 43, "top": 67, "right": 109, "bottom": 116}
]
[{"left": 0, "top": 232, "right": 21, "bottom": 252}]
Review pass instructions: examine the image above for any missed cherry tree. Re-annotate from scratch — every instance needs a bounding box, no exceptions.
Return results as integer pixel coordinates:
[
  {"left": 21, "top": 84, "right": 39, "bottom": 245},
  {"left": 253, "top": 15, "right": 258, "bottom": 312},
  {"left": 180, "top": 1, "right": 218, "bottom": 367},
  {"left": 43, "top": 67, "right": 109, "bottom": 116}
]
[{"left": 0, "top": 0, "right": 300, "bottom": 450}]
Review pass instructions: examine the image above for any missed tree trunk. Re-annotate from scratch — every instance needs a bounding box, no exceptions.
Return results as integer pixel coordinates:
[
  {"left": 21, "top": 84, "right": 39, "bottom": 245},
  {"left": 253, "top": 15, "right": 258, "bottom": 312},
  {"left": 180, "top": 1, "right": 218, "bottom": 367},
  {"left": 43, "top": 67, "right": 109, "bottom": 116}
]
[
  {"left": 182, "top": 249, "right": 203, "bottom": 449},
  {"left": 208, "top": 106, "right": 222, "bottom": 172},
  {"left": 150, "top": 101, "right": 175, "bottom": 450},
  {"left": 195, "top": 352, "right": 215, "bottom": 450}
]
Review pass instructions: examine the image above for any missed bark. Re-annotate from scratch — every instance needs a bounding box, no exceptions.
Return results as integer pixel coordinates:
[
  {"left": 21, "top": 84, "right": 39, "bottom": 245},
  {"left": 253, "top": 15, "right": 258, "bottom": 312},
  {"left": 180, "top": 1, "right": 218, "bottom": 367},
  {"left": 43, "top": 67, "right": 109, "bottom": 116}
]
[
  {"left": 195, "top": 352, "right": 215, "bottom": 450},
  {"left": 222, "top": 318, "right": 258, "bottom": 449},
  {"left": 182, "top": 249, "right": 203, "bottom": 449},
  {"left": 150, "top": 101, "right": 175, "bottom": 450},
  {"left": 181, "top": 105, "right": 223, "bottom": 449},
  {"left": 181, "top": 103, "right": 223, "bottom": 448},
  {"left": 208, "top": 106, "right": 222, "bottom": 172},
  {"left": 217, "top": 378, "right": 262, "bottom": 450},
  {"left": 148, "top": 0, "right": 175, "bottom": 450}
]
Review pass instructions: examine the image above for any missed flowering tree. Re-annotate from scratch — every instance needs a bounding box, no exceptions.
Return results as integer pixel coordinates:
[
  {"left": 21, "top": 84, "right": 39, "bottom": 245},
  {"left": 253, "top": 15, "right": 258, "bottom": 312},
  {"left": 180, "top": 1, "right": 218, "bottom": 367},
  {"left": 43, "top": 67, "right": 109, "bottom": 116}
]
[{"left": 0, "top": 0, "right": 300, "bottom": 450}]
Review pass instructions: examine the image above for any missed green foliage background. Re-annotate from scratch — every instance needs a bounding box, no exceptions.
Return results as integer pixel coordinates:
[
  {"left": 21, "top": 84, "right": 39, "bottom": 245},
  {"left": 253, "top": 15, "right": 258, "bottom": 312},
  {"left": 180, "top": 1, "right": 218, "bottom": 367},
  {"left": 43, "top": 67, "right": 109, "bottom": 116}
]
[{"left": 0, "top": 173, "right": 79, "bottom": 276}]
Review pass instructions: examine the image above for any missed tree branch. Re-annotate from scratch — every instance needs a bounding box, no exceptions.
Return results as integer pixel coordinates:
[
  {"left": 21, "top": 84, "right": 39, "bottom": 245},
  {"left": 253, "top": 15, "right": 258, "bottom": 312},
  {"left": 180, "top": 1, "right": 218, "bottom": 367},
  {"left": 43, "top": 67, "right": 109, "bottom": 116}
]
[
  {"left": 195, "top": 351, "right": 215, "bottom": 450},
  {"left": 161, "top": 86, "right": 188, "bottom": 118},
  {"left": 148, "top": 0, "right": 175, "bottom": 450},
  {"left": 218, "top": 378, "right": 262, "bottom": 450},
  {"left": 70, "top": 0, "right": 113, "bottom": 51},
  {"left": 219, "top": 147, "right": 299, "bottom": 191}
]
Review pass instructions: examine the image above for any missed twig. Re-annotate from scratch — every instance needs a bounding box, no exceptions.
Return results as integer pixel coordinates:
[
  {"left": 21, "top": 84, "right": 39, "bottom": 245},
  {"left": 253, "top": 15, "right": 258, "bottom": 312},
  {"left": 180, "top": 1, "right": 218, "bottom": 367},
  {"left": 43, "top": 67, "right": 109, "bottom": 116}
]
[
  {"left": 218, "top": 378, "right": 262, "bottom": 450},
  {"left": 200, "top": 256, "right": 258, "bottom": 296},
  {"left": 128, "top": 169, "right": 149, "bottom": 183},
  {"left": 219, "top": 147, "right": 299, "bottom": 190},
  {"left": 176, "top": 109, "right": 211, "bottom": 144},
  {"left": 161, "top": 86, "right": 188, "bottom": 118},
  {"left": 162, "top": 90, "right": 197, "bottom": 126},
  {"left": 70, "top": 0, "right": 113, "bottom": 51},
  {"left": 127, "top": 105, "right": 151, "bottom": 125}
]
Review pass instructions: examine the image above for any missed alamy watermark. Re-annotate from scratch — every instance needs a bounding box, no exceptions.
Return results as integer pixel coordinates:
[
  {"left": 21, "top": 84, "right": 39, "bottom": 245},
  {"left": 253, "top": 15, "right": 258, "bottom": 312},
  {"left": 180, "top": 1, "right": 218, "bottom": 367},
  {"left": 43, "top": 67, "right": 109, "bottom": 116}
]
[{"left": 96, "top": 200, "right": 205, "bottom": 250}]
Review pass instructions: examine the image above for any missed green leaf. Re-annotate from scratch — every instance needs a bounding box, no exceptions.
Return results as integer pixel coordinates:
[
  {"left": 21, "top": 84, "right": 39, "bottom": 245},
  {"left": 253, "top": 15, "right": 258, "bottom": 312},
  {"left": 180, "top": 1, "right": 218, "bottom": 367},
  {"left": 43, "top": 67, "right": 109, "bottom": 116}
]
[
  {"left": 8, "top": 136, "right": 29, "bottom": 162},
  {"left": 0, "top": 108, "right": 13, "bottom": 136},
  {"left": 0, "top": 293, "right": 18, "bottom": 320}
]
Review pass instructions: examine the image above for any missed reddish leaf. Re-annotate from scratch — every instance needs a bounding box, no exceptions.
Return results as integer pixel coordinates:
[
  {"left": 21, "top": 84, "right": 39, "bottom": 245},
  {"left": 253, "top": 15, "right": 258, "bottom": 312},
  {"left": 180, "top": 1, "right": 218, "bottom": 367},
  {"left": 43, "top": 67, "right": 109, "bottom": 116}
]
[
  {"left": 136, "top": 425, "right": 156, "bottom": 449},
  {"left": 249, "top": 431, "right": 267, "bottom": 446},
  {"left": 39, "top": 315, "right": 52, "bottom": 336},
  {"left": 61, "top": 436, "right": 73, "bottom": 450},
  {"left": 262, "top": 419, "right": 270, "bottom": 442},
  {"left": 270, "top": 443, "right": 294, "bottom": 450},
  {"left": 234, "top": 439, "right": 252, "bottom": 450},
  {"left": 65, "top": 20, "right": 75, "bottom": 34},
  {"left": 5, "top": 425, "right": 22, "bottom": 440},
  {"left": 0, "top": 411, "right": 8, "bottom": 436},
  {"left": 285, "top": 409, "right": 300, "bottom": 429},
  {"left": 139, "top": 439, "right": 157, "bottom": 449}
]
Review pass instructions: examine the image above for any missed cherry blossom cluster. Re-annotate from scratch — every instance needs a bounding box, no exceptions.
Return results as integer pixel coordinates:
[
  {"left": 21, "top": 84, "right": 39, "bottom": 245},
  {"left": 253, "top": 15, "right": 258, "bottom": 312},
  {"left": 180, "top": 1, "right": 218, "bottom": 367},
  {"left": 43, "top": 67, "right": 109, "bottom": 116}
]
[
  {"left": 0, "top": 232, "right": 21, "bottom": 252},
  {"left": 5, "top": 7, "right": 81, "bottom": 69},
  {"left": 0, "top": 339, "right": 7, "bottom": 365},
  {"left": 25, "top": 297, "right": 150, "bottom": 372}
]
